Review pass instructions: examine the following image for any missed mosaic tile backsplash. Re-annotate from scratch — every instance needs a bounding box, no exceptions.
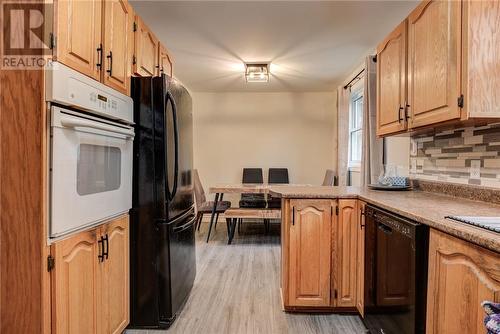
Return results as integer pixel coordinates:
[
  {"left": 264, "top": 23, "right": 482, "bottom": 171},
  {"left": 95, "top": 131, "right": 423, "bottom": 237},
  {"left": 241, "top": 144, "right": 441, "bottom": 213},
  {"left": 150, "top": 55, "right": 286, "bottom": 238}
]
[{"left": 410, "top": 123, "right": 500, "bottom": 188}]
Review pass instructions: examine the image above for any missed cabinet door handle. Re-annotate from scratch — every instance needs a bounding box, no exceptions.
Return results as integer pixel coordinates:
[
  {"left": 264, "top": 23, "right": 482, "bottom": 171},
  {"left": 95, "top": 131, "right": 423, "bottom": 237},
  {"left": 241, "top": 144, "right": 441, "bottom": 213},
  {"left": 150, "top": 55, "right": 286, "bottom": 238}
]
[
  {"left": 405, "top": 102, "right": 410, "bottom": 120},
  {"left": 292, "top": 207, "right": 295, "bottom": 226},
  {"left": 96, "top": 44, "right": 103, "bottom": 69},
  {"left": 360, "top": 209, "right": 365, "bottom": 229},
  {"left": 398, "top": 106, "right": 404, "bottom": 123},
  {"left": 98, "top": 236, "right": 104, "bottom": 262},
  {"left": 106, "top": 51, "right": 113, "bottom": 75},
  {"left": 103, "top": 234, "right": 109, "bottom": 260}
]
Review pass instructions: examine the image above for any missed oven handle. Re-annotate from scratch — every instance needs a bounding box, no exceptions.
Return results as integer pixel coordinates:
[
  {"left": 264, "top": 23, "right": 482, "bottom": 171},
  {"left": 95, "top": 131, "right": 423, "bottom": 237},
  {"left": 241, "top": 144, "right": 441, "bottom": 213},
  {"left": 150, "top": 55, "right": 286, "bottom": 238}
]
[{"left": 60, "top": 117, "right": 135, "bottom": 138}]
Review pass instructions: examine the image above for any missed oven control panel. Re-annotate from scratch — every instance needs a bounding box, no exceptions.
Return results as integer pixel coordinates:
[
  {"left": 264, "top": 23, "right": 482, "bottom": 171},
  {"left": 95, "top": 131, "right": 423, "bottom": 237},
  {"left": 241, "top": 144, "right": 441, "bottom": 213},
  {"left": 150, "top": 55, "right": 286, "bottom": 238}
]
[{"left": 46, "top": 61, "right": 133, "bottom": 124}]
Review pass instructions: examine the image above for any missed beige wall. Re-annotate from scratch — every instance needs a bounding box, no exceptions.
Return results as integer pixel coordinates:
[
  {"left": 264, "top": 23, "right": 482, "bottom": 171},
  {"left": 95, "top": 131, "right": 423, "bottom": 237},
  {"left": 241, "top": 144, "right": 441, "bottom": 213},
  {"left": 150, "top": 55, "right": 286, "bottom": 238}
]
[
  {"left": 385, "top": 136, "right": 410, "bottom": 176},
  {"left": 192, "top": 92, "right": 337, "bottom": 202}
]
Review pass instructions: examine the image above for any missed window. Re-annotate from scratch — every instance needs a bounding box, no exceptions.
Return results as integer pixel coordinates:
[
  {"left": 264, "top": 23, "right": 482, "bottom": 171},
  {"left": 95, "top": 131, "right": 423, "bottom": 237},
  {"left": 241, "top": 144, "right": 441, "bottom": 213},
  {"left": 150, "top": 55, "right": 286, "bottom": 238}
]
[
  {"left": 348, "top": 89, "right": 363, "bottom": 168},
  {"left": 77, "top": 144, "right": 121, "bottom": 195}
]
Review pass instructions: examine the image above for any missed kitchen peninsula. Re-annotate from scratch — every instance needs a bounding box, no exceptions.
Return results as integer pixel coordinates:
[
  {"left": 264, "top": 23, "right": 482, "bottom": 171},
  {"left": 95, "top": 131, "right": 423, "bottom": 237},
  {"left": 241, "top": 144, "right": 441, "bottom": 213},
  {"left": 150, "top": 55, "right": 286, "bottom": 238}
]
[{"left": 271, "top": 183, "right": 500, "bottom": 333}]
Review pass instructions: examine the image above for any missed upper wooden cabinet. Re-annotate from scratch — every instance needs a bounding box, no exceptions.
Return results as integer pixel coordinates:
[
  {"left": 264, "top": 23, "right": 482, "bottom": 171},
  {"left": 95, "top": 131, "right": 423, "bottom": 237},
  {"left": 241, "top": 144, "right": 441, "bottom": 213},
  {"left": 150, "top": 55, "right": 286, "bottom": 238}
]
[
  {"left": 335, "top": 199, "right": 358, "bottom": 308},
  {"left": 55, "top": 0, "right": 102, "bottom": 81},
  {"left": 407, "top": 0, "right": 461, "bottom": 128},
  {"left": 377, "top": 0, "right": 500, "bottom": 136},
  {"left": 133, "top": 16, "right": 158, "bottom": 77},
  {"left": 158, "top": 43, "right": 174, "bottom": 77},
  {"left": 54, "top": 0, "right": 131, "bottom": 95},
  {"left": 287, "top": 199, "right": 333, "bottom": 308},
  {"left": 355, "top": 201, "right": 366, "bottom": 317},
  {"left": 462, "top": 0, "right": 500, "bottom": 118},
  {"left": 426, "top": 229, "right": 500, "bottom": 334},
  {"left": 51, "top": 215, "right": 130, "bottom": 334},
  {"left": 376, "top": 20, "right": 408, "bottom": 136},
  {"left": 102, "top": 0, "right": 132, "bottom": 94}
]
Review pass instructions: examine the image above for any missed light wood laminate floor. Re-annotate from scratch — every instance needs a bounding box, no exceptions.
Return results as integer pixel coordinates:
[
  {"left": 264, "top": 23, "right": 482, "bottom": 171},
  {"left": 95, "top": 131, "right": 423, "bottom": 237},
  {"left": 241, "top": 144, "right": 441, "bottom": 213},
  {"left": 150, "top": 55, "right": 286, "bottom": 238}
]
[{"left": 127, "top": 220, "right": 367, "bottom": 334}]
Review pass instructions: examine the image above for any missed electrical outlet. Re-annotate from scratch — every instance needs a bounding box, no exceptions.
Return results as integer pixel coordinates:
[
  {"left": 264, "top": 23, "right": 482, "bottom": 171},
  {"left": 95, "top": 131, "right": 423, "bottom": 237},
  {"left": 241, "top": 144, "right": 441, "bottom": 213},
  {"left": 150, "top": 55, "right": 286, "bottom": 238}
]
[
  {"left": 410, "top": 139, "right": 418, "bottom": 156},
  {"left": 470, "top": 160, "right": 481, "bottom": 180},
  {"left": 410, "top": 159, "right": 417, "bottom": 173}
]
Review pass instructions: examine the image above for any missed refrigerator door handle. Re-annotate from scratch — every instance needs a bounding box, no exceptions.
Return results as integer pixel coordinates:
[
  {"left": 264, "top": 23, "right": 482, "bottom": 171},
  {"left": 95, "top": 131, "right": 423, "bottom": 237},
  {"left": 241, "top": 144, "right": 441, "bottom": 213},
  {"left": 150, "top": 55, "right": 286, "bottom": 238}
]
[
  {"left": 172, "top": 214, "right": 197, "bottom": 233},
  {"left": 165, "top": 90, "right": 179, "bottom": 201},
  {"left": 157, "top": 206, "right": 195, "bottom": 226}
]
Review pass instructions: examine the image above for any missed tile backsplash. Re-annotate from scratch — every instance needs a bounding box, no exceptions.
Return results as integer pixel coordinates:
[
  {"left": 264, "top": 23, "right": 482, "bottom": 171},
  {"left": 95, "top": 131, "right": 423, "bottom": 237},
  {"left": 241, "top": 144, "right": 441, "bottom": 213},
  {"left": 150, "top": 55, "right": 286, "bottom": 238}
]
[{"left": 410, "top": 123, "right": 500, "bottom": 188}]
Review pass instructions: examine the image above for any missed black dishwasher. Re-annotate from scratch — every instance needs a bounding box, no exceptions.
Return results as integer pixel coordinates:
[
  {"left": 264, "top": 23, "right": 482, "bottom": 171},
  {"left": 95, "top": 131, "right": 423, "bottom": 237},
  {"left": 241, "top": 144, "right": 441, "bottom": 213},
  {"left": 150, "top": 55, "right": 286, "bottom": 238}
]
[{"left": 363, "top": 205, "right": 429, "bottom": 334}]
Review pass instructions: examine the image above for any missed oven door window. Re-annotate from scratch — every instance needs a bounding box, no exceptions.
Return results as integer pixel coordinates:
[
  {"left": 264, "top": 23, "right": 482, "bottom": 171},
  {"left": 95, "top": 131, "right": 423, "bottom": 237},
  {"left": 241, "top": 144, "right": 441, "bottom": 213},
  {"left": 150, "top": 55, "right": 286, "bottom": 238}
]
[{"left": 77, "top": 144, "right": 121, "bottom": 195}]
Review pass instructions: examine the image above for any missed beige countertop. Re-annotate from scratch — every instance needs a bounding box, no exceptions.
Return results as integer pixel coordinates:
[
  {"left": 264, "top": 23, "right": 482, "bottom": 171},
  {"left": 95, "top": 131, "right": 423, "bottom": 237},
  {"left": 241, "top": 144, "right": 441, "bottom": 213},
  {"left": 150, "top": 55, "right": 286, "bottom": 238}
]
[{"left": 269, "top": 185, "right": 500, "bottom": 253}]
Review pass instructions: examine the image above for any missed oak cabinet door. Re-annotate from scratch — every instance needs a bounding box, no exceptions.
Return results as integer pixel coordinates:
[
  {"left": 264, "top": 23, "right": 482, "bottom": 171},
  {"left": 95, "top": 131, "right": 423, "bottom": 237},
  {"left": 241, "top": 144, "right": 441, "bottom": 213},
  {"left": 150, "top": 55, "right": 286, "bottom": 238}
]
[
  {"left": 55, "top": 0, "right": 102, "bottom": 80},
  {"left": 355, "top": 201, "right": 366, "bottom": 316},
  {"left": 288, "top": 199, "right": 333, "bottom": 307},
  {"left": 376, "top": 20, "right": 407, "bottom": 136},
  {"left": 103, "top": 0, "right": 131, "bottom": 94},
  {"left": 407, "top": 0, "right": 461, "bottom": 128},
  {"left": 463, "top": 0, "right": 500, "bottom": 118},
  {"left": 52, "top": 230, "right": 99, "bottom": 334},
  {"left": 335, "top": 199, "right": 358, "bottom": 308},
  {"left": 100, "top": 216, "right": 130, "bottom": 334},
  {"left": 426, "top": 229, "right": 500, "bottom": 334},
  {"left": 158, "top": 43, "right": 173, "bottom": 77},
  {"left": 133, "top": 16, "right": 158, "bottom": 76}
]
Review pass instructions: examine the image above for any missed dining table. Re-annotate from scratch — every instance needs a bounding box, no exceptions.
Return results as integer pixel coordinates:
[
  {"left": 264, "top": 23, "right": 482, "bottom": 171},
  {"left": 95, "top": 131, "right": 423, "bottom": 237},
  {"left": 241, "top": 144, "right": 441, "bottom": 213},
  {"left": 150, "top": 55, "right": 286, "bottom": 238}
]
[{"left": 206, "top": 183, "right": 273, "bottom": 242}]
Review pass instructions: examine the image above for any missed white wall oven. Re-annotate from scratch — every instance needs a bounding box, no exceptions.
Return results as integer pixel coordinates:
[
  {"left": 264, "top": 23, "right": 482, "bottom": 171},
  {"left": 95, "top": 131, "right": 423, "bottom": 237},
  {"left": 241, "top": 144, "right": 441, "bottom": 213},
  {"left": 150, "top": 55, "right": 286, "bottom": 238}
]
[{"left": 46, "top": 62, "right": 134, "bottom": 238}]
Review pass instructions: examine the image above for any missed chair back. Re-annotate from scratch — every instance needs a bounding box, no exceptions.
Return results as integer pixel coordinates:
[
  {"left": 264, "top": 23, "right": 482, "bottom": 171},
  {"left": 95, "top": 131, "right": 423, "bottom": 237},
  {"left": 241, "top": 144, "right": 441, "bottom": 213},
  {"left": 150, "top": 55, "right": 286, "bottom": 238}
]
[
  {"left": 268, "top": 168, "right": 289, "bottom": 184},
  {"left": 322, "top": 169, "right": 337, "bottom": 186},
  {"left": 242, "top": 168, "right": 263, "bottom": 184},
  {"left": 192, "top": 169, "right": 206, "bottom": 208}
]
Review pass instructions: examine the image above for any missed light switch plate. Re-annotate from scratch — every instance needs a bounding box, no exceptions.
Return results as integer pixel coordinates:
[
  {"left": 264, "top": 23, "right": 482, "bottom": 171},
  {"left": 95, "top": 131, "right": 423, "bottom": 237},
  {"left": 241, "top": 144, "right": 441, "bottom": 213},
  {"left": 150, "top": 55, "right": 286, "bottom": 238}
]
[{"left": 470, "top": 160, "right": 481, "bottom": 180}]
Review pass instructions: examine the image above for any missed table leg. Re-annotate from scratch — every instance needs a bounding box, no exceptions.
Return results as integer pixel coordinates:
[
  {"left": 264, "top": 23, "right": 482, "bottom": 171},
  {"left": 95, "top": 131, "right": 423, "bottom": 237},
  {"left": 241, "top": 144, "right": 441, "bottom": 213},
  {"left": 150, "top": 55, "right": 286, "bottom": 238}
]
[
  {"left": 214, "top": 193, "right": 224, "bottom": 230},
  {"left": 206, "top": 192, "right": 220, "bottom": 242},
  {"left": 228, "top": 218, "right": 237, "bottom": 245}
]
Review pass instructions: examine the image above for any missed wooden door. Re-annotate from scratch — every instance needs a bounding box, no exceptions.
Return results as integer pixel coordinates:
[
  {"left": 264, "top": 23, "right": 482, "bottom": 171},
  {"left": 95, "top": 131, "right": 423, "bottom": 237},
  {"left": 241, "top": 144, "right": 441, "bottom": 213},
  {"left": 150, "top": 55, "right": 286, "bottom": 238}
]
[
  {"left": 133, "top": 16, "right": 158, "bottom": 76},
  {"left": 407, "top": 0, "right": 461, "bottom": 128},
  {"left": 288, "top": 199, "right": 332, "bottom": 307},
  {"left": 376, "top": 20, "right": 407, "bottom": 136},
  {"left": 426, "top": 229, "right": 500, "bottom": 334},
  {"left": 335, "top": 199, "right": 358, "bottom": 307},
  {"left": 158, "top": 43, "right": 173, "bottom": 77},
  {"left": 462, "top": 0, "right": 500, "bottom": 118},
  {"left": 103, "top": 0, "right": 131, "bottom": 94},
  {"left": 52, "top": 229, "right": 99, "bottom": 334},
  {"left": 55, "top": 0, "right": 102, "bottom": 80},
  {"left": 100, "top": 216, "right": 130, "bottom": 334},
  {"left": 355, "top": 201, "right": 366, "bottom": 316}
]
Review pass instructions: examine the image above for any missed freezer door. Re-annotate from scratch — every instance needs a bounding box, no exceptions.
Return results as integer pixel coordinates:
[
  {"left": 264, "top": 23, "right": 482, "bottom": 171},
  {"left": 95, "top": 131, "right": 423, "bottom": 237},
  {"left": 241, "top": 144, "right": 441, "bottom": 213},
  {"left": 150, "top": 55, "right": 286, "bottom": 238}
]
[{"left": 158, "top": 206, "right": 197, "bottom": 324}]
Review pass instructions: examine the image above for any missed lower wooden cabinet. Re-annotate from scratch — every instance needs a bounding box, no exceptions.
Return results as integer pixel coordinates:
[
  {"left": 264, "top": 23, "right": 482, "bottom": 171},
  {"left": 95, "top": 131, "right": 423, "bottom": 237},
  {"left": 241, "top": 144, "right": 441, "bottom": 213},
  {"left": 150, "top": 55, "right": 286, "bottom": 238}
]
[
  {"left": 285, "top": 199, "right": 333, "bottom": 308},
  {"left": 99, "top": 216, "right": 130, "bottom": 334},
  {"left": 426, "top": 229, "right": 500, "bottom": 334},
  {"left": 335, "top": 199, "right": 359, "bottom": 308},
  {"left": 355, "top": 201, "right": 366, "bottom": 316},
  {"left": 52, "top": 229, "right": 100, "bottom": 333},
  {"left": 51, "top": 215, "right": 129, "bottom": 334},
  {"left": 281, "top": 198, "right": 359, "bottom": 311}
]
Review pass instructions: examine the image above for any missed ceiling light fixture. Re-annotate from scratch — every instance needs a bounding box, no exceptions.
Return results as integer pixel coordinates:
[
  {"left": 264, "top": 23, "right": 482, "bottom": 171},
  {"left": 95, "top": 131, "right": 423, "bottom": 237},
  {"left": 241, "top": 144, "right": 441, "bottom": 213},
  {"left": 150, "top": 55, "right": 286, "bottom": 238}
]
[{"left": 245, "top": 63, "right": 270, "bottom": 83}]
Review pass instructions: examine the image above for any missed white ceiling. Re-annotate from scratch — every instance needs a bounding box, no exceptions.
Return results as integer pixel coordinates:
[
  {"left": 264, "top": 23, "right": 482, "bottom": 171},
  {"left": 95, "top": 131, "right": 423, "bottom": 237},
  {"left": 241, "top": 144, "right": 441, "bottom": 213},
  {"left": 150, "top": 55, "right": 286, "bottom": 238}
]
[{"left": 131, "top": 1, "right": 418, "bottom": 92}]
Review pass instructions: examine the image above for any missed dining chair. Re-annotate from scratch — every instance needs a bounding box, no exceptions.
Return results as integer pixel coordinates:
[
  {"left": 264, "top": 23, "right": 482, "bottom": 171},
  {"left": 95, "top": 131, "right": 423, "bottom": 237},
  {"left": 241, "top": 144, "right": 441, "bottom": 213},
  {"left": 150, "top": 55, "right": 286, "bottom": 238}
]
[
  {"left": 267, "top": 168, "right": 289, "bottom": 209},
  {"left": 239, "top": 168, "right": 267, "bottom": 208},
  {"left": 322, "top": 169, "right": 338, "bottom": 186},
  {"left": 193, "top": 170, "right": 231, "bottom": 234}
]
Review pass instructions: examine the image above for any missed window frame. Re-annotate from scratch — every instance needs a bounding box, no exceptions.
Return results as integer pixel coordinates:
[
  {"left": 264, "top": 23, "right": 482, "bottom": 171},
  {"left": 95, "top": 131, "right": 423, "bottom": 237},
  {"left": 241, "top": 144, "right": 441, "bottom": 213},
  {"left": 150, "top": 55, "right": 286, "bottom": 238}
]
[{"left": 348, "top": 86, "right": 364, "bottom": 170}]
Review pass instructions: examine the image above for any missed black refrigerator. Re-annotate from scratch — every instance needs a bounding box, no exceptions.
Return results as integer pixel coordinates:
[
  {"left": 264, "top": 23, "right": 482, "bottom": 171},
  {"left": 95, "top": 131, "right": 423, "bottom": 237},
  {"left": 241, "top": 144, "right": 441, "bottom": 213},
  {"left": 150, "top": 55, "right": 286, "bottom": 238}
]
[{"left": 129, "top": 74, "right": 196, "bottom": 329}]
